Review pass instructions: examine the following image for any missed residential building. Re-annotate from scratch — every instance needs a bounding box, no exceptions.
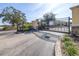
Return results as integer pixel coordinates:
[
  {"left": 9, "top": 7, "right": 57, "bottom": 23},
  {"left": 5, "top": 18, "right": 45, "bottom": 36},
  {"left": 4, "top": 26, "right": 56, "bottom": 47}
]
[{"left": 70, "top": 5, "right": 79, "bottom": 35}]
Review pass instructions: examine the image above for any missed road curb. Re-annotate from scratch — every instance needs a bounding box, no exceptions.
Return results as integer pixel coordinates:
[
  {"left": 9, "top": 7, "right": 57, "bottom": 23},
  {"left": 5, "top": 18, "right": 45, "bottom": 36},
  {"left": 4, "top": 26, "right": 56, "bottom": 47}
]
[
  {"left": 54, "top": 37, "right": 62, "bottom": 56},
  {"left": 41, "top": 31, "right": 63, "bottom": 56}
]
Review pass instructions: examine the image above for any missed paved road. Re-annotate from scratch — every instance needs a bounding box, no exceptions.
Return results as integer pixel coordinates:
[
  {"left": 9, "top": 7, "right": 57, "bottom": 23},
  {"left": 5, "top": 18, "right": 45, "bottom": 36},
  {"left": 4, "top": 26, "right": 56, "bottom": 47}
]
[{"left": 0, "top": 30, "right": 60, "bottom": 56}]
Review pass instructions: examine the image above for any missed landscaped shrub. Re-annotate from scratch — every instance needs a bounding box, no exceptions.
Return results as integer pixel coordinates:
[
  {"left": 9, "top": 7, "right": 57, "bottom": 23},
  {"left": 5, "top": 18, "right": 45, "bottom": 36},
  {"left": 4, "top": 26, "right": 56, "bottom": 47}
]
[
  {"left": 3, "top": 26, "right": 10, "bottom": 30},
  {"left": 2, "top": 25, "right": 17, "bottom": 31},
  {"left": 62, "top": 35, "right": 79, "bottom": 56},
  {"left": 63, "top": 36, "right": 71, "bottom": 42},
  {"left": 66, "top": 46, "right": 78, "bottom": 56},
  {"left": 23, "top": 23, "right": 32, "bottom": 31},
  {"left": 64, "top": 41, "right": 74, "bottom": 48}
]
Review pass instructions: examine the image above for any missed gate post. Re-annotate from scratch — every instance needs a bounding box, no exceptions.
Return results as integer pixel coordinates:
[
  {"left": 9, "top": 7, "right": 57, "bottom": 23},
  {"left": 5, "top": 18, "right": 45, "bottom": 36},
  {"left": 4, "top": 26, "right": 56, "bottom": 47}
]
[{"left": 68, "top": 17, "right": 71, "bottom": 34}]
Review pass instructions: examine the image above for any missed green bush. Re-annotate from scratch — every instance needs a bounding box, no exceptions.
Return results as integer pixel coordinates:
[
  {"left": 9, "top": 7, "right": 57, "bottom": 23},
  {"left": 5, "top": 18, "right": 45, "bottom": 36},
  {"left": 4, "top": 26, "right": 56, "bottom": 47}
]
[
  {"left": 23, "top": 23, "right": 32, "bottom": 31},
  {"left": 63, "top": 36, "right": 79, "bottom": 56},
  {"left": 66, "top": 46, "right": 78, "bottom": 56},
  {"left": 23, "top": 27, "right": 29, "bottom": 31},
  {"left": 3, "top": 26, "right": 16, "bottom": 31},
  {"left": 3, "top": 26, "right": 10, "bottom": 30},
  {"left": 64, "top": 41, "right": 74, "bottom": 48},
  {"left": 63, "top": 37, "right": 71, "bottom": 42}
]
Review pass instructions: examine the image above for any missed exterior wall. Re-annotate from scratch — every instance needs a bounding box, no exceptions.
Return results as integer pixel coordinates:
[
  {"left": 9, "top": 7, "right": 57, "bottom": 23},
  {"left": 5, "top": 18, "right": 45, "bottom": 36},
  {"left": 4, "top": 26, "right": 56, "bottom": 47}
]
[
  {"left": 71, "top": 6, "right": 79, "bottom": 35},
  {"left": 72, "top": 7, "right": 79, "bottom": 26},
  {"left": 72, "top": 26, "right": 79, "bottom": 35},
  {"left": 32, "top": 21, "right": 38, "bottom": 29}
]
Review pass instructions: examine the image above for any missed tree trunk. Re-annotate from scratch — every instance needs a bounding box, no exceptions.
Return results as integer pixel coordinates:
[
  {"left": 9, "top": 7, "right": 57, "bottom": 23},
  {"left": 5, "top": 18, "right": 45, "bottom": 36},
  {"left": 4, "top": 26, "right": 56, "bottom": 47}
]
[{"left": 17, "top": 24, "right": 19, "bottom": 32}]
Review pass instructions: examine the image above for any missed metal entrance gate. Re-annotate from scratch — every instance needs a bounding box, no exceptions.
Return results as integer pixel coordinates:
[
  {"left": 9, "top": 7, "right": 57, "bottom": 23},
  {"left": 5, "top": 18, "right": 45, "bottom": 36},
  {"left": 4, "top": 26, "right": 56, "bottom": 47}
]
[{"left": 49, "top": 17, "right": 72, "bottom": 33}]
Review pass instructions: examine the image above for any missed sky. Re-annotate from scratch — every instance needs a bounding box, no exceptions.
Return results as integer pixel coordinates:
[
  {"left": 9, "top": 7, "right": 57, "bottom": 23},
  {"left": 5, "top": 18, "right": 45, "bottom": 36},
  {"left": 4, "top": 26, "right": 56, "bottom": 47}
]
[{"left": 0, "top": 3, "right": 79, "bottom": 25}]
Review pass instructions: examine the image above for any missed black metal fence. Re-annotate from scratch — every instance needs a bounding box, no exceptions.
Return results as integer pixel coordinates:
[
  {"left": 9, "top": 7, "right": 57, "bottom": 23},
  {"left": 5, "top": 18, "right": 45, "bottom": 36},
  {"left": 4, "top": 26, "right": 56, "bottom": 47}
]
[{"left": 44, "top": 17, "right": 72, "bottom": 33}]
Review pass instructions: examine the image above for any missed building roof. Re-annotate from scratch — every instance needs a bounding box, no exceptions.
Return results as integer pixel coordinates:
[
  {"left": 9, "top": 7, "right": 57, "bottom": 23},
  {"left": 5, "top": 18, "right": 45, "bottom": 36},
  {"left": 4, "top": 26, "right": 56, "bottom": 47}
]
[{"left": 70, "top": 5, "right": 79, "bottom": 10}]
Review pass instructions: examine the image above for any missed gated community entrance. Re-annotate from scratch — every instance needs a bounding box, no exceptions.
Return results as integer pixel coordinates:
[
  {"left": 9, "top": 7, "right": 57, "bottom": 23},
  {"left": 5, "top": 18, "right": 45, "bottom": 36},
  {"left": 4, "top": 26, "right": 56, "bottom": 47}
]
[
  {"left": 32, "top": 5, "right": 79, "bottom": 36},
  {"left": 32, "top": 17, "right": 72, "bottom": 33}
]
